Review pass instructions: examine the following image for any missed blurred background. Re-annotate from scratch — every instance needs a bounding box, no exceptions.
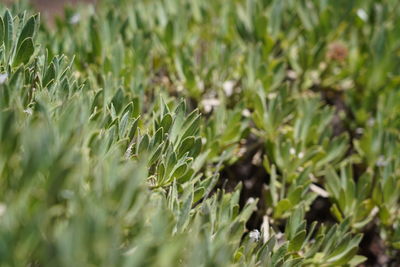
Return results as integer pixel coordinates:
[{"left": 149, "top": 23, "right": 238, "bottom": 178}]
[
  {"left": 31, "top": 0, "right": 95, "bottom": 12},
  {"left": 2, "top": 0, "right": 95, "bottom": 17}
]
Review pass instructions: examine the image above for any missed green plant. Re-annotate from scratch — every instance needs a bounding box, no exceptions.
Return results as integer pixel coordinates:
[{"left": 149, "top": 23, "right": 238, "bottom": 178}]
[{"left": 1, "top": 0, "right": 400, "bottom": 265}]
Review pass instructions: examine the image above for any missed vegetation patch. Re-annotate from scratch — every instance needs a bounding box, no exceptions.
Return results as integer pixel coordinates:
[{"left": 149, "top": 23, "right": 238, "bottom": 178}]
[{"left": 0, "top": 0, "right": 399, "bottom": 266}]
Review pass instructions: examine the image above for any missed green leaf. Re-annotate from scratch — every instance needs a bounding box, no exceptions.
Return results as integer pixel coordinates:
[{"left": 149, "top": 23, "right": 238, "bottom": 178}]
[
  {"left": 269, "top": 164, "right": 278, "bottom": 206},
  {"left": 275, "top": 199, "right": 292, "bottom": 218},
  {"left": 17, "top": 15, "right": 37, "bottom": 50},
  {"left": 13, "top": 37, "right": 34, "bottom": 66},
  {"left": 42, "top": 62, "right": 56, "bottom": 87},
  {"left": 283, "top": 258, "right": 304, "bottom": 267},
  {"left": 330, "top": 204, "right": 343, "bottom": 222},
  {"left": 288, "top": 186, "right": 303, "bottom": 205},
  {"left": 151, "top": 127, "right": 164, "bottom": 148},
  {"left": 271, "top": 244, "right": 288, "bottom": 265},
  {"left": 348, "top": 255, "right": 367, "bottom": 266},
  {"left": 0, "top": 16, "right": 4, "bottom": 45},
  {"left": 180, "top": 112, "right": 201, "bottom": 141},
  {"left": 176, "top": 188, "right": 193, "bottom": 231},
  {"left": 326, "top": 234, "right": 362, "bottom": 263},
  {"left": 172, "top": 163, "right": 188, "bottom": 180},
  {"left": 138, "top": 134, "right": 149, "bottom": 154},
  {"left": 90, "top": 17, "right": 102, "bottom": 60},
  {"left": 149, "top": 142, "right": 164, "bottom": 166},
  {"left": 393, "top": 242, "right": 400, "bottom": 250},
  {"left": 178, "top": 136, "right": 195, "bottom": 158},
  {"left": 269, "top": 0, "right": 283, "bottom": 36},
  {"left": 189, "top": 137, "right": 202, "bottom": 158},
  {"left": 128, "top": 117, "right": 140, "bottom": 140},
  {"left": 193, "top": 187, "right": 205, "bottom": 203},
  {"left": 160, "top": 113, "right": 173, "bottom": 132},
  {"left": 288, "top": 230, "right": 306, "bottom": 252},
  {"left": 3, "top": 10, "right": 13, "bottom": 54}
]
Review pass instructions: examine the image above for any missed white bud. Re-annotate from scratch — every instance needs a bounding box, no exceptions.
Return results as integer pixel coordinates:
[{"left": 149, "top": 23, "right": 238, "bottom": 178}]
[
  {"left": 24, "top": 108, "right": 33, "bottom": 116},
  {"left": 0, "top": 73, "right": 8, "bottom": 84},
  {"left": 249, "top": 229, "right": 260, "bottom": 242},
  {"left": 242, "top": 109, "right": 251, "bottom": 117},
  {"left": 355, "top": 128, "right": 364, "bottom": 135},
  {"left": 367, "top": 118, "right": 375, "bottom": 127},
  {"left": 246, "top": 197, "right": 256, "bottom": 204},
  {"left": 287, "top": 70, "right": 297, "bottom": 80},
  {"left": 201, "top": 98, "right": 220, "bottom": 113},
  {"left": 222, "top": 80, "right": 235, "bottom": 97},
  {"left": 376, "top": 155, "right": 387, "bottom": 167},
  {"left": 357, "top": 9, "right": 368, "bottom": 22},
  {"left": 69, "top": 14, "right": 81, "bottom": 24},
  {"left": 0, "top": 203, "right": 6, "bottom": 217}
]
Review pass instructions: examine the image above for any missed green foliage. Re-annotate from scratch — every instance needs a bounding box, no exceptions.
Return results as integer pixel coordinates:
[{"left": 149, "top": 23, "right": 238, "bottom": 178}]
[{"left": 1, "top": 0, "right": 400, "bottom": 266}]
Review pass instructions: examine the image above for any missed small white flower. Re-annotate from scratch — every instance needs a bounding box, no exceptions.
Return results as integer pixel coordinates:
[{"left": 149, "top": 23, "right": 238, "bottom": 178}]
[
  {"left": 341, "top": 79, "right": 354, "bottom": 90},
  {"left": 242, "top": 109, "right": 251, "bottom": 117},
  {"left": 287, "top": 70, "right": 297, "bottom": 80},
  {"left": 201, "top": 98, "right": 220, "bottom": 113},
  {"left": 176, "top": 84, "right": 184, "bottom": 92},
  {"left": 310, "top": 70, "right": 320, "bottom": 84},
  {"left": 267, "top": 92, "right": 277, "bottom": 99},
  {"left": 367, "top": 118, "right": 375, "bottom": 127},
  {"left": 0, "top": 203, "right": 6, "bottom": 217},
  {"left": 24, "top": 108, "right": 33, "bottom": 116},
  {"left": 376, "top": 155, "right": 387, "bottom": 167},
  {"left": 249, "top": 229, "right": 260, "bottom": 242},
  {"left": 0, "top": 73, "right": 8, "bottom": 84},
  {"left": 197, "top": 80, "right": 205, "bottom": 92},
  {"left": 251, "top": 151, "right": 262, "bottom": 165},
  {"left": 69, "top": 13, "right": 81, "bottom": 24},
  {"left": 357, "top": 9, "right": 368, "bottom": 22},
  {"left": 298, "top": 152, "right": 304, "bottom": 159},
  {"left": 319, "top": 62, "right": 327, "bottom": 70},
  {"left": 222, "top": 80, "right": 235, "bottom": 97},
  {"left": 355, "top": 128, "right": 364, "bottom": 135},
  {"left": 246, "top": 197, "right": 256, "bottom": 204},
  {"left": 201, "top": 137, "right": 207, "bottom": 145},
  {"left": 290, "top": 148, "right": 296, "bottom": 155}
]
